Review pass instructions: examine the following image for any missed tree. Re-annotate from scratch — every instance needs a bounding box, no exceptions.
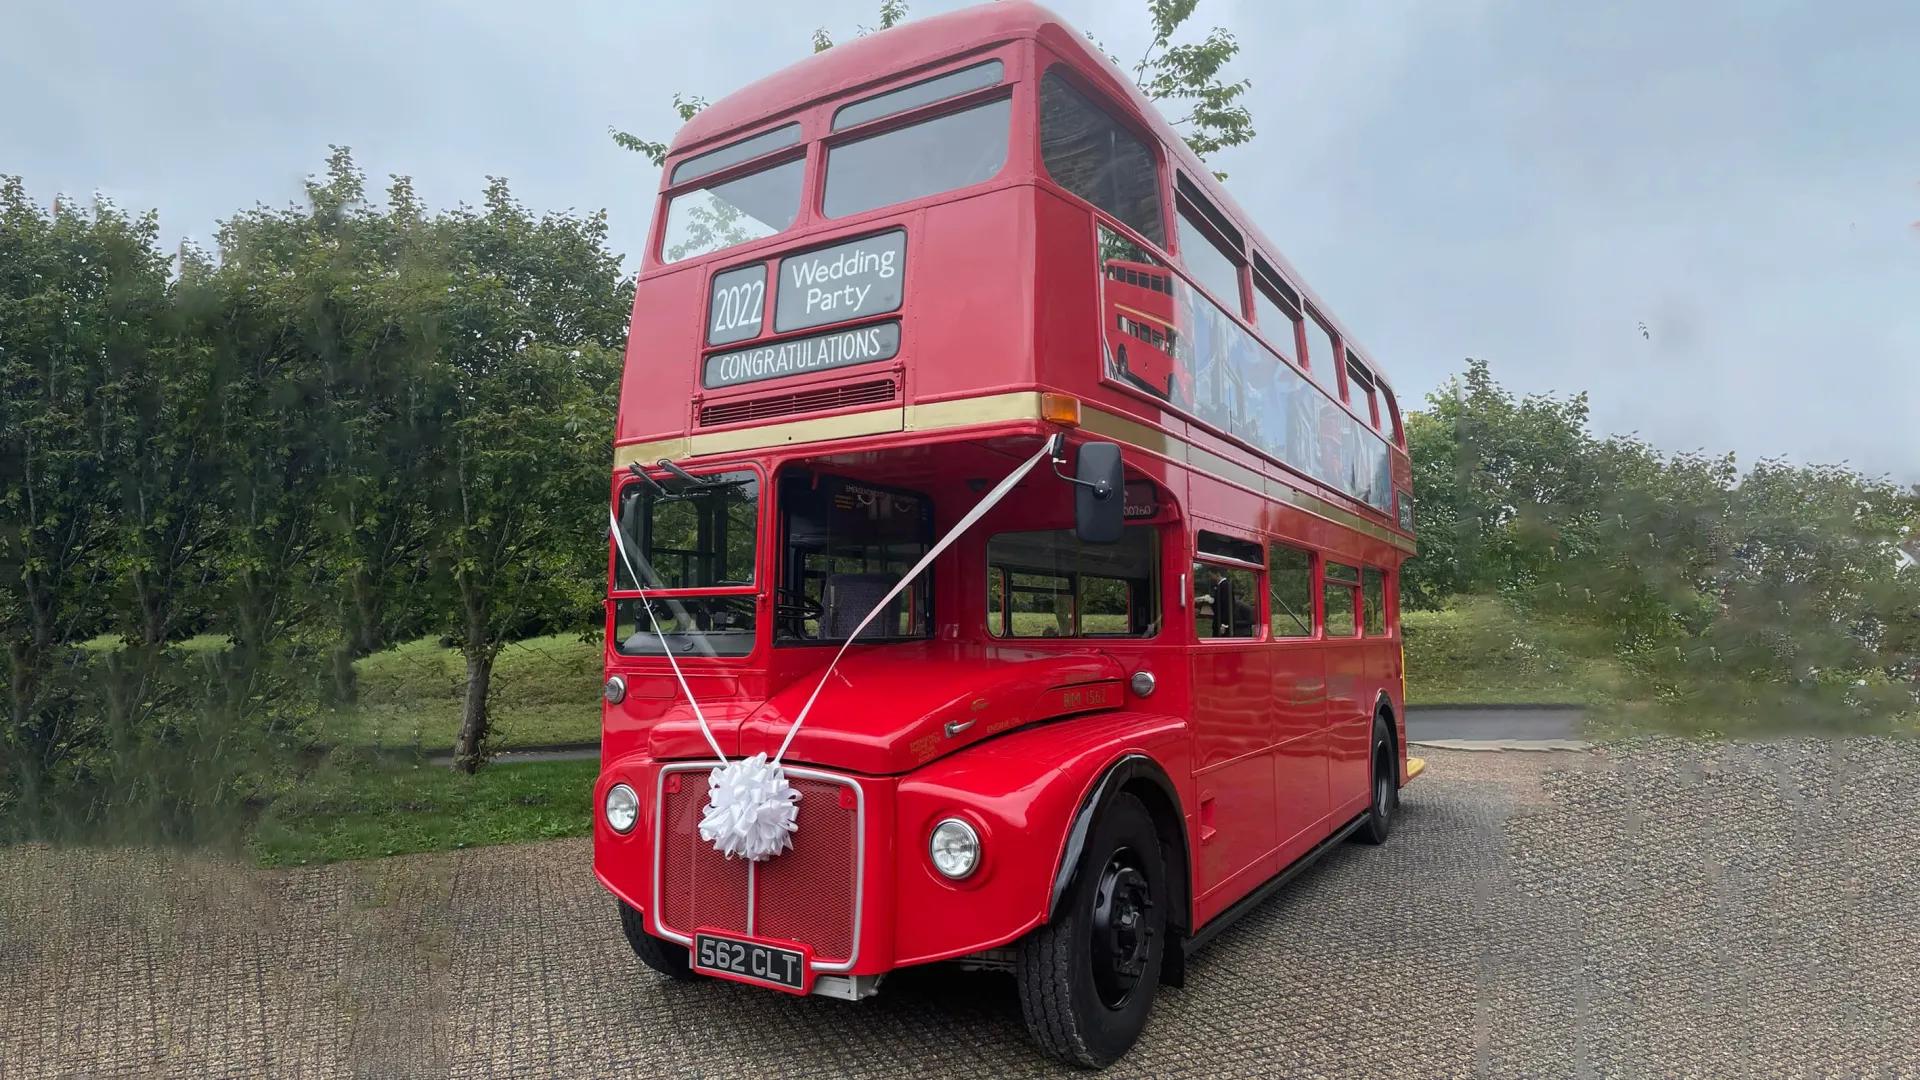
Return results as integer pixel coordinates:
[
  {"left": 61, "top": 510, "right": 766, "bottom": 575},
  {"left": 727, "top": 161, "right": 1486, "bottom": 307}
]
[
  {"left": 611, "top": 2, "right": 1256, "bottom": 178},
  {"left": 1127, "top": 0, "right": 1254, "bottom": 174},
  {"left": 0, "top": 180, "right": 157, "bottom": 810},
  {"left": 413, "top": 176, "right": 628, "bottom": 772}
]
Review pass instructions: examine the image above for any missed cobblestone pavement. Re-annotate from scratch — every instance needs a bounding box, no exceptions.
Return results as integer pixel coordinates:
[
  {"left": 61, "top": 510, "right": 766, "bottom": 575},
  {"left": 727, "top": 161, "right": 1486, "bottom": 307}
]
[{"left": 6, "top": 739, "right": 1918, "bottom": 1078}]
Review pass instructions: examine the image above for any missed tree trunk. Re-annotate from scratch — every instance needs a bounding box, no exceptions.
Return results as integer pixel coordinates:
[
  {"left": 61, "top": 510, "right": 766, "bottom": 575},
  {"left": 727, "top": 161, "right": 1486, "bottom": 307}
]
[{"left": 450, "top": 649, "right": 494, "bottom": 773}]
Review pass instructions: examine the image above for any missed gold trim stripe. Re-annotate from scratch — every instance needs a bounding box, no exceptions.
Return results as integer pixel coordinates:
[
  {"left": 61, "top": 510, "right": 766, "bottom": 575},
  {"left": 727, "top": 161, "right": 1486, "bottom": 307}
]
[{"left": 613, "top": 391, "right": 1413, "bottom": 553}]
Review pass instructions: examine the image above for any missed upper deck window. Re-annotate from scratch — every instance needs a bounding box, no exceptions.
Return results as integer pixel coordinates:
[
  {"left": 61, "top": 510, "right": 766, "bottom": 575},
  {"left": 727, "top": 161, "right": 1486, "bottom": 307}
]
[
  {"left": 1252, "top": 254, "right": 1301, "bottom": 362},
  {"left": 661, "top": 157, "right": 805, "bottom": 264},
  {"left": 670, "top": 123, "right": 802, "bottom": 186},
  {"left": 1307, "top": 313, "right": 1340, "bottom": 377},
  {"left": 823, "top": 97, "right": 1012, "bottom": 219},
  {"left": 1346, "top": 360, "right": 1378, "bottom": 426},
  {"left": 1381, "top": 385, "right": 1404, "bottom": 442},
  {"left": 1038, "top": 70, "right": 1164, "bottom": 247},
  {"left": 832, "top": 60, "right": 1004, "bottom": 131},
  {"left": 1177, "top": 205, "right": 1244, "bottom": 315}
]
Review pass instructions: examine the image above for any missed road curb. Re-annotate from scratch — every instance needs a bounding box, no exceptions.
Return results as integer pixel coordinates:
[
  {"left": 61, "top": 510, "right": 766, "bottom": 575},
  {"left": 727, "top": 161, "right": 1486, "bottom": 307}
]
[{"left": 1411, "top": 738, "right": 1591, "bottom": 752}]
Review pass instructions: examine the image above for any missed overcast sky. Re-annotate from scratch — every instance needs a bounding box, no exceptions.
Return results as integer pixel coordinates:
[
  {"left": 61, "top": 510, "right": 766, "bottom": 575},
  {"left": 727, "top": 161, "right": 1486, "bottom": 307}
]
[{"left": 5, "top": 0, "right": 1916, "bottom": 481}]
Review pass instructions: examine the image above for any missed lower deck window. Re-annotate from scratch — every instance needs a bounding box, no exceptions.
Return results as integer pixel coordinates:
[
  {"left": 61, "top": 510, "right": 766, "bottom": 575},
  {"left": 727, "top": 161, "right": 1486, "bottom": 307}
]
[
  {"left": 777, "top": 472, "right": 933, "bottom": 643},
  {"left": 1324, "top": 561, "right": 1360, "bottom": 637},
  {"left": 987, "top": 527, "right": 1159, "bottom": 638},
  {"left": 614, "top": 596, "right": 757, "bottom": 657},
  {"left": 1195, "top": 562, "right": 1260, "bottom": 639}
]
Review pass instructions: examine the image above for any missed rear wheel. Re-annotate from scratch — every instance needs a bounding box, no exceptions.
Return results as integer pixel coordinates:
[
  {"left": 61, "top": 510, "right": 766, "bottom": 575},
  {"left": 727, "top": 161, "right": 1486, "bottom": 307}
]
[
  {"left": 619, "top": 901, "right": 696, "bottom": 981},
  {"left": 1016, "top": 792, "right": 1166, "bottom": 1069},
  {"left": 1356, "top": 714, "right": 1397, "bottom": 845}
]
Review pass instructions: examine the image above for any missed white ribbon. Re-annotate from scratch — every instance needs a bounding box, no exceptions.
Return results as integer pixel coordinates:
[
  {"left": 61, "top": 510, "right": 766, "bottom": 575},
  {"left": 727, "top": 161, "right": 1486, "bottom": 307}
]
[{"left": 610, "top": 438, "right": 1058, "bottom": 861}]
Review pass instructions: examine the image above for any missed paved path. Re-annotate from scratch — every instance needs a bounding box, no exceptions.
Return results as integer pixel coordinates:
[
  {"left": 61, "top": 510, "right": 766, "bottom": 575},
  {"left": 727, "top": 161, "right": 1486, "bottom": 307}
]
[
  {"left": 1405, "top": 705, "right": 1586, "bottom": 744},
  {"left": 7, "top": 738, "right": 1918, "bottom": 1078}
]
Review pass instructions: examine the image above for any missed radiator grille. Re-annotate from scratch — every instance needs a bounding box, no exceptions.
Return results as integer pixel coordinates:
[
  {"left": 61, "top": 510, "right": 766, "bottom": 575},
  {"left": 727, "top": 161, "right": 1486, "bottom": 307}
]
[
  {"left": 655, "top": 770, "right": 861, "bottom": 965},
  {"left": 699, "top": 379, "right": 896, "bottom": 427},
  {"left": 659, "top": 778, "right": 748, "bottom": 936},
  {"left": 752, "top": 779, "right": 860, "bottom": 961}
]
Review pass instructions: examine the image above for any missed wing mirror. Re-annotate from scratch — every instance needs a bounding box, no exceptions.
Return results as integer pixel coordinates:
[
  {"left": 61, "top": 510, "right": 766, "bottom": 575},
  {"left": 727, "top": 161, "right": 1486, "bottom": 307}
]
[{"left": 1049, "top": 435, "right": 1124, "bottom": 544}]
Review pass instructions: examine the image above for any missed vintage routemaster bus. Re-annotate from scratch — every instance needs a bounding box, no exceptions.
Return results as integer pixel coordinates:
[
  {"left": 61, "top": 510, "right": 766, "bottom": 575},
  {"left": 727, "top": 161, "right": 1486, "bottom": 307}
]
[{"left": 595, "top": 1, "right": 1422, "bottom": 1067}]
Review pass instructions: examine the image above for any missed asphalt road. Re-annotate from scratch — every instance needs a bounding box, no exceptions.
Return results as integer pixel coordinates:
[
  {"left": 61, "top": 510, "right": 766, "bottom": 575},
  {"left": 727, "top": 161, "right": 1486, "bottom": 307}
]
[
  {"left": 7, "top": 738, "right": 1918, "bottom": 1078},
  {"left": 1404, "top": 706, "right": 1586, "bottom": 744}
]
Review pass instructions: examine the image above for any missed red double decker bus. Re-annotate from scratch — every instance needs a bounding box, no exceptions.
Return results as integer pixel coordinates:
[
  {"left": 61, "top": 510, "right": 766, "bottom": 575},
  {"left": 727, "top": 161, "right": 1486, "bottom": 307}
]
[{"left": 595, "top": 2, "right": 1422, "bottom": 1066}]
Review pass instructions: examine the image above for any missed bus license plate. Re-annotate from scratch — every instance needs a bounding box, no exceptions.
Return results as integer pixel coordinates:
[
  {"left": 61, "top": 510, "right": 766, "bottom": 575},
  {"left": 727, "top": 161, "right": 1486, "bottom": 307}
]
[{"left": 693, "top": 931, "right": 809, "bottom": 993}]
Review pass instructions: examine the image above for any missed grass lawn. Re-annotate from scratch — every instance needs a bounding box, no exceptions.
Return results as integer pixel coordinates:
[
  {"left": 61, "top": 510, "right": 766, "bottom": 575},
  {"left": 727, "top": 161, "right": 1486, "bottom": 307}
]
[
  {"left": 1401, "top": 597, "right": 1626, "bottom": 708},
  {"left": 248, "top": 756, "right": 599, "bottom": 867},
  {"left": 328, "top": 634, "right": 603, "bottom": 751}
]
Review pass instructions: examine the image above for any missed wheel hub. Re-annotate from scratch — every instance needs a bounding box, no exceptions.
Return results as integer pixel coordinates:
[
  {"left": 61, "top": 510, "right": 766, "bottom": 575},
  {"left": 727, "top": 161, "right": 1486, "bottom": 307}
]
[{"left": 1090, "top": 849, "right": 1154, "bottom": 1008}]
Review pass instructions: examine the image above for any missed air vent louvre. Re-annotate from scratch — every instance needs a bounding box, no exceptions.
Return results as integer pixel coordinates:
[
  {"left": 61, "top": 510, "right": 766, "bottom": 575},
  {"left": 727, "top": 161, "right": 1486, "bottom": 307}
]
[{"left": 699, "top": 379, "right": 898, "bottom": 427}]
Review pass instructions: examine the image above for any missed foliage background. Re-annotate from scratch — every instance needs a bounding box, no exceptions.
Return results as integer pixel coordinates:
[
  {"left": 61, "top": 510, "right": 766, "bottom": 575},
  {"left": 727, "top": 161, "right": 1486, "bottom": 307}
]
[{"left": 3, "top": 1, "right": 1916, "bottom": 850}]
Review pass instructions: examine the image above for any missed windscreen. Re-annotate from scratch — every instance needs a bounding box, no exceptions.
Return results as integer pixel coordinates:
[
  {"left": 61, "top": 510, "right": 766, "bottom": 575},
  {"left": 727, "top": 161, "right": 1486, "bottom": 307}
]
[{"left": 613, "top": 471, "right": 759, "bottom": 656}]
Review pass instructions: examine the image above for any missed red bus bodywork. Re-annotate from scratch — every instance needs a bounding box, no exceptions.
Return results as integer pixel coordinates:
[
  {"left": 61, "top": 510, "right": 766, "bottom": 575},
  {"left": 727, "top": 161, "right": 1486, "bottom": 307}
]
[{"left": 595, "top": 0, "right": 1421, "bottom": 1050}]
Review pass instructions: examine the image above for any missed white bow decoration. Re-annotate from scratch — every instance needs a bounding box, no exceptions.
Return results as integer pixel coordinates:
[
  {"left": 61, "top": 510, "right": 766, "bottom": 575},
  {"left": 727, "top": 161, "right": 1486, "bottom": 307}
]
[
  {"left": 609, "top": 438, "right": 1058, "bottom": 862},
  {"left": 699, "top": 752, "right": 800, "bottom": 860}
]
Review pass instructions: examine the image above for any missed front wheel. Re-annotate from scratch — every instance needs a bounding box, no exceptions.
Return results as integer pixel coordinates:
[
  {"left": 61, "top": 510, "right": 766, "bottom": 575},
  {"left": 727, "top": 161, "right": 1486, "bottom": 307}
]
[
  {"left": 1356, "top": 714, "right": 1398, "bottom": 846},
  {"left": 1016, "top": 791, "right": 1167, "bottom": 1069},
  {"left": 619, "top": 901, "right": 696, "bottom": 981}
]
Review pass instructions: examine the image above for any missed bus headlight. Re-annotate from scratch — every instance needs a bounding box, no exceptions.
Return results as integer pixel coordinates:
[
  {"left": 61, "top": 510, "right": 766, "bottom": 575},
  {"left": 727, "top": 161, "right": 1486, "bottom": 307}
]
[
  {"left": 929, "top": 818, "right": 980, "bottom": 880},
  {"left": 604, "top": 676, "right": 627, "bottom": 704},
  {"left": 604, "top": 783, "right": 639, "bottom": 834}
]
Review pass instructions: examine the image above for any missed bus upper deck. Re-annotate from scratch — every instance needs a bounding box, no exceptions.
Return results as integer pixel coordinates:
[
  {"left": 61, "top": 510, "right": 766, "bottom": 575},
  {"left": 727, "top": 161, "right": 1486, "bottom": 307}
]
[{"left": 614, "top": 0, "right": 1414, "bottom": 547}]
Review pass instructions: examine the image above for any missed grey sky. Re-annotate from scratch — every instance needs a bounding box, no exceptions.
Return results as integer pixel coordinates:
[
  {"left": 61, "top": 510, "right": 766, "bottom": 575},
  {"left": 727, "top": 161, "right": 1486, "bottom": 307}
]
[{"left": 5, "top": 0, "right": 1916, "bottom": 481}]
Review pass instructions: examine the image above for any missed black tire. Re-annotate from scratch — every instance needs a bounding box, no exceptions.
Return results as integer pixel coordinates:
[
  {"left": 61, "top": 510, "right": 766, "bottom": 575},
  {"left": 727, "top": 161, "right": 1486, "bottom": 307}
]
[
  {"left": 1356, "top": 713, "right": 1397, "bottom": 846},
  {"left": 1016, "top": 791, "right": 1167, "bottom": 1069},
  {"left": 619, "top": 901, "right": 696, "bottom": 981}
]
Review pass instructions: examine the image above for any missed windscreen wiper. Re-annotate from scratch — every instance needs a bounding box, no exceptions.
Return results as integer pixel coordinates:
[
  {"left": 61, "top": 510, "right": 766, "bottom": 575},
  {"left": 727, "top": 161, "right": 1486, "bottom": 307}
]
[{"left": 655, "top": 457, "right": 752, "bottom": 494}]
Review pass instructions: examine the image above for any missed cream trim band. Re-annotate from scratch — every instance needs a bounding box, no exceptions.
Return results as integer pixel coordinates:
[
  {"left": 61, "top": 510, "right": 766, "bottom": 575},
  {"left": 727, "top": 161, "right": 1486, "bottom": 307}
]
[{"left": 614, "top": 391, "right": 1415, "bottom": 553}]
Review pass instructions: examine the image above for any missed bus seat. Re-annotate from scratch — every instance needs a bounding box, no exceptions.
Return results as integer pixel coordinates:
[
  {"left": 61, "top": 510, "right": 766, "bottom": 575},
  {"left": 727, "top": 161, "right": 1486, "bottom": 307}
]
[{"left": 824, "top": 573, "right": 903, "bottom": 639}]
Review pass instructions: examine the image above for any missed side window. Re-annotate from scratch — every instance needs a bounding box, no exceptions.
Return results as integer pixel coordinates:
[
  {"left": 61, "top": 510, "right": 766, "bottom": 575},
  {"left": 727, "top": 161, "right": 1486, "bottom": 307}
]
[
  {"left": 1307, "top": 313, "right": 1339, "bottom": 378},
  {"left": 1038, "top": 70, "right": 1164, "bottom": 247},
  {"left": 1381, "top": 385, "right": 1404, "bottom": 442},
  {"left": 1253, "top": 283, "right": 1300, "bottom": 363},
  {"left": 986, "top": 527, "right": 1159, "bottom": 638},
  {"left": 1176, "top": 205, "right": 1244, "bottom": 315},
  {"left": 1346, "top": 362, "right": 1378, "bottom": 426},
  {"left": 1194, "top": 531, "right": 1262, "bottom": 640},
  {"left": 1269, "top": 543, "right": 1314, "bottom": 638},
  {"left": 1324, "top": 561, "right": 1360, "bottom": 637},
  {"left": 1362, "top": 569, "right": 1388, "bottom": 636}
]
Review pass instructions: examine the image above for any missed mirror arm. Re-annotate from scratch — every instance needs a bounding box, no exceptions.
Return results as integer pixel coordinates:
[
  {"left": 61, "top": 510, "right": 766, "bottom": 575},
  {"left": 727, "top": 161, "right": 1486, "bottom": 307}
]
[{"left": 1048, "top": 434, "right": 1115, "bottom": 500}]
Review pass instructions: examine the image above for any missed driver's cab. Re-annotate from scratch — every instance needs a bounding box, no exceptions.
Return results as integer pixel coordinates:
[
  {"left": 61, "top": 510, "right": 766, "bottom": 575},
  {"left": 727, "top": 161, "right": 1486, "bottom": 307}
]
[{"left": 610, "top": 438, "right": 1157, "bottom": 666}]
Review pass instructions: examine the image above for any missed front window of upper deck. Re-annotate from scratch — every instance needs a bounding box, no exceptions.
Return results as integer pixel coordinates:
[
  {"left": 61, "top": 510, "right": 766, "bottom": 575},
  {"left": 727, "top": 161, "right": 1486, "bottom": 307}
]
[
  {"left": 660, "top": 123, "right": 806, "bottom": 264},
  {"left": 612, "top": 471, "right": 760, "bottom": 656},
  {"left": 823, "top": 98, "right": 1012, "bottom": 219}
]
